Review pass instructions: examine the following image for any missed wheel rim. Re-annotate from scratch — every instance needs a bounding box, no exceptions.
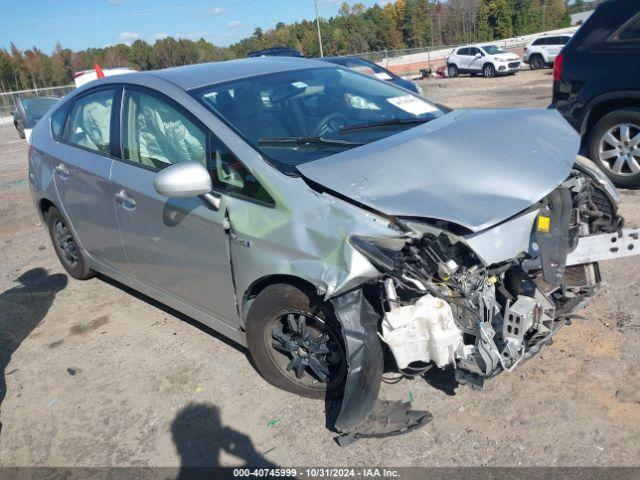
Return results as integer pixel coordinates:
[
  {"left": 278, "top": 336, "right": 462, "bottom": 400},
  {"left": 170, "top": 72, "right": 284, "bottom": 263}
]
[
  {"left": 266, "top": 309, "right": 346, "bottom": 392},
  {"left": 448, "top": 66, "right": 456, "bottom": 76},
  {"left": 53, "top": 219, "right": 79, "bottom": 267},
  {"left": 533, "top": 57, "right": 542, "bottom": 69},
  {"left": 598, "top": 123, "right": 640, "bottom": 176},
  {"left": 484, "top": 65, "right": 494, "bottom": 77}
]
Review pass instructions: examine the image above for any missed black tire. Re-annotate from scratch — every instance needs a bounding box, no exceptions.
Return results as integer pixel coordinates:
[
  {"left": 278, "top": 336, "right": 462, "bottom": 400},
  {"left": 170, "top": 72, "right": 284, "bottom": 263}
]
[
  {"left": 246, "top": 284, "right": 347, "bottom": 399},
  {"left": 483, "top": 63, "right": 496, "bottom": 78},
  {"left": 46, "top": 206, "right": 94, "bottom": 280},
  {"left": 15, "top": 121, "right": 25, "bottom": 139},
  {"left": 530, "top": 54, "right": 544, "bottom": 70},
  {"left": 588, "top": 109, "right": 640, "bottom": 189},
  {"left": 447, "top": 64, "right": 458, "bottom": 78}
]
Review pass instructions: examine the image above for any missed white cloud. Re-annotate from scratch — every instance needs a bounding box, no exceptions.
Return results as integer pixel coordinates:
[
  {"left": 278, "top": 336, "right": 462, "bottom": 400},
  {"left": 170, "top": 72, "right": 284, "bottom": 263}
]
[
  {"left": 228, "top": 20, "right": 243, "bottom": 28},
  {"left": 152, "top": 32, "right": 169, "bottom": 41},
  {"left": 118, "top": 31, "right": 141, "bottom": 44},
  {"left": 210, "top": 6, "right": 224, "bottom": 15}
]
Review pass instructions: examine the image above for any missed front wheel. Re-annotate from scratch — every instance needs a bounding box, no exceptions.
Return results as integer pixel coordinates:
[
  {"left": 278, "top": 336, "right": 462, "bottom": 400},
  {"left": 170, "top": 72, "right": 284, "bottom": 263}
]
[
  {"left": 447, "top": 64, "right": 458, "bottom": 78},
  {"left": 46, "top": 206, "right": 94, "bottom": 280},
  {"left": 483, "top": 63, "right": 496, "bottom": 78},
  {"left": 589, "top": 110, "right": 640, "bottom": 188},
  {"left": 246, "top": 284, "right": 347, "bottom": 399}
]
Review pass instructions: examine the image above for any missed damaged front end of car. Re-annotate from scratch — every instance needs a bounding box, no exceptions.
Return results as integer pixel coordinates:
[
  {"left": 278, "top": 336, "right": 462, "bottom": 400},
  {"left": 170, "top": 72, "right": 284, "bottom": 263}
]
[{"left": 327, "top": 156, "right": 639, "bottom": 444}]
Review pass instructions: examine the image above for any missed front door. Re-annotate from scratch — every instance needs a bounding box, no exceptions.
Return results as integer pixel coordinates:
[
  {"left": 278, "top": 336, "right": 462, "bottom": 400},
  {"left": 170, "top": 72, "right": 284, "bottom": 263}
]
[
  {"left": 51, "top": 86, "right": 127, "bottom": 271},
  {"left": 110, "top": 86, "right": 239, "bottom": 326}
]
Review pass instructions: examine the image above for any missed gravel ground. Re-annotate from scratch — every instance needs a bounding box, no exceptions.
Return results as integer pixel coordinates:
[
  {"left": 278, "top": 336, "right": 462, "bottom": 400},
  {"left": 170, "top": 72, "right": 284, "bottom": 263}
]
[{"left": 0, "top": 69, "right": 639, "bottom": 468}]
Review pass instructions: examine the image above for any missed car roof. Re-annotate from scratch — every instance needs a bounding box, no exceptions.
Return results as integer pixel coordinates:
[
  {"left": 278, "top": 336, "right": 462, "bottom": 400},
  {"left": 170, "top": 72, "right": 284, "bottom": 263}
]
[{"left": 144, "top": 56, "right": 328, "bottom": 91}]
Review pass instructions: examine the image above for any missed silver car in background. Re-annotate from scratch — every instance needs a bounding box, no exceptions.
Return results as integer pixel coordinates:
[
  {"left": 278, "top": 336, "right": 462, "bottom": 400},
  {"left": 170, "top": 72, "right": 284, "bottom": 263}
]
[{"left": 28, "top": 57, "right": 639, "bottom": 442}]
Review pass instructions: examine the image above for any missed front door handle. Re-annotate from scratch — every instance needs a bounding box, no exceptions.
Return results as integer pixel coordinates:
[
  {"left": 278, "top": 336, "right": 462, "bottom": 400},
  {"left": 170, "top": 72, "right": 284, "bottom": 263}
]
[
  {"left": 54, "top": 164, "right": 70, "bottom": 180},
  {"left": 114, "top": 189, "right": 136, "bottom": 210}
]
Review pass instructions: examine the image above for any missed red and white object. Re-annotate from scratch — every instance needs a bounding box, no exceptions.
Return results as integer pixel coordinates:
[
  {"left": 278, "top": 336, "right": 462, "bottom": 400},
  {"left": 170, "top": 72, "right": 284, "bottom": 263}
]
[{"left": 73, "top": 66, "right": 136, "bottom": 88}]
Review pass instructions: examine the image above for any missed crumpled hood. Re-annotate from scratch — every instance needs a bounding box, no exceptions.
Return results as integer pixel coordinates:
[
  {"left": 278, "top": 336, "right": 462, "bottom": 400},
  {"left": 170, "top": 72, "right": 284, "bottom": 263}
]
[{"left": 297, "top": 109, "right": 579, "bottom": 233}]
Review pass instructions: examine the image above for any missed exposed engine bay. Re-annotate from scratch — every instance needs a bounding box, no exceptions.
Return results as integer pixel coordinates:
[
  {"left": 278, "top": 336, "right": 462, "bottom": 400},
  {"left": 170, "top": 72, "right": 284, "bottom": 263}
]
[
  {"left": 340, "top": 159, "right": 638, "bottom": 404},
  {"left": 351, "top": 162, "right": 629, "bottom": 387}
]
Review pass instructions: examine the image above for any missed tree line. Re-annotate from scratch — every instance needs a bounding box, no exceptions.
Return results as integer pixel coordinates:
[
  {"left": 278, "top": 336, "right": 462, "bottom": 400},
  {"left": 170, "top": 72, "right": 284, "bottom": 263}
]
[{"left": 0, "top": 0, "right": 573, "bottom": 92}]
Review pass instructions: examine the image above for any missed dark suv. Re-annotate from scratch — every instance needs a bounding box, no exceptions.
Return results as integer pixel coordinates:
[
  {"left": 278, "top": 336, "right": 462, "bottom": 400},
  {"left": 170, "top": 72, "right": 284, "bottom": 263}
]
[{"left": 551, "top": 0, "right": 640, "bottom": 188}]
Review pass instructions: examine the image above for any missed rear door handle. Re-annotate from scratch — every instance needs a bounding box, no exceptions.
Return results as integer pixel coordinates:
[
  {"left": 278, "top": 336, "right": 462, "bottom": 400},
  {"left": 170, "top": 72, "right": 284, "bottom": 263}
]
[
  {"left": 54, "top": 164, "right": 70, "bottom": 180},
  {"left": 114, "top": 189, "right": 136, "bottom": 210}
]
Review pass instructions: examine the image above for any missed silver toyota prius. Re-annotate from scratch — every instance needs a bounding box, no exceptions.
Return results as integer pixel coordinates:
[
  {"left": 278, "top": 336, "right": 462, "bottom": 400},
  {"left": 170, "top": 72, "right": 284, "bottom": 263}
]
[{"left": 28, "top": 57, "right": 639, "bottom": 440}]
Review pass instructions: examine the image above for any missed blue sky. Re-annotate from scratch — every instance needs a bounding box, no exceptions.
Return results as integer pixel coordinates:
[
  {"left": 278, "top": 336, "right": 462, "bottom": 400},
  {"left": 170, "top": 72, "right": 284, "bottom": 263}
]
[{"left": 0, "top": 0, "right": 383, "bottom": 53}]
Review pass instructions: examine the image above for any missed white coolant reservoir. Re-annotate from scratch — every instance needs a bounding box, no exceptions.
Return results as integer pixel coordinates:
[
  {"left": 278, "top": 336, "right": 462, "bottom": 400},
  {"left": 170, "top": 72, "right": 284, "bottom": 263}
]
[{"left": 382, "top": 294, "right": 462, "bottom": 369}]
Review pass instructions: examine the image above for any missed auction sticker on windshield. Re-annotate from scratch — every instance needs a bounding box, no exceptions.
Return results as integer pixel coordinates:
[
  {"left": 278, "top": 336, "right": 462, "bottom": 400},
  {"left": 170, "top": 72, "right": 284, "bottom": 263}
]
[{"left": 387, "top": 95, "right": 438, "bottom": 115}]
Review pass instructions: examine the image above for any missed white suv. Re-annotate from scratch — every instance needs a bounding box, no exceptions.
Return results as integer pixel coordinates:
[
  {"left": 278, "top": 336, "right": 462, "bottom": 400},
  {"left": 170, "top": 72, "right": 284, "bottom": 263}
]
[
  {"left": 447, "top": 44, "right": 521, "bottom": 78},
  {"left": 523, "top": 35, "right": 572, "bottom": 70}
]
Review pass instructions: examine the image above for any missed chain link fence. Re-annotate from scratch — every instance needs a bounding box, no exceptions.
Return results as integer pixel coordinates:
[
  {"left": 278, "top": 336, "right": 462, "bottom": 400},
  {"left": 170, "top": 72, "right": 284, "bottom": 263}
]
[{"left": 0, "top": 85, "right": 74, "bottom": 121}]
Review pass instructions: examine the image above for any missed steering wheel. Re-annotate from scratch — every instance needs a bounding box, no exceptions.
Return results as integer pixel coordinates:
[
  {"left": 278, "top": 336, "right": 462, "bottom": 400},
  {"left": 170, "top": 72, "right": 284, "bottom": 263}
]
[{"left": 313, "top": 113, "right": 348, "bottom": 137}]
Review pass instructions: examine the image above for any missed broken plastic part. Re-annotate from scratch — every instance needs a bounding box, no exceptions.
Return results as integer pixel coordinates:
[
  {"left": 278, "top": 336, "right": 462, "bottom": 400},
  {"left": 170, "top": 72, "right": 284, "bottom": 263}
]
[
  {"left": 334, "top": 401, "right": 432, "bottom": 446},
  {"left": 328, "top": 288, "right": 432, "bottom": 442}
]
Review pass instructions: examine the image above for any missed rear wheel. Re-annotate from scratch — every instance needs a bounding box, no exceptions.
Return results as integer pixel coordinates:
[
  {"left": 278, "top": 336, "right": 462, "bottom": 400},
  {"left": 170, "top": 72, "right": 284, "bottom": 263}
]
[
  {"left": 246, "top": 284, "right": 347, "bottom": 399},
  {"left": 530, "top": 54, "right": 544, "bottom": 70},
  {"left": 46, "top": 206, "right": 94, "bottom": 280},
  {"left": 447, "top": 64, "right": 458, "bottom": 78},
  {"left": 483, "top": 63, "right": 496, "bottom": 78},
  {"left": 589, "top": 110, "right": 640, "bottom": 188}
]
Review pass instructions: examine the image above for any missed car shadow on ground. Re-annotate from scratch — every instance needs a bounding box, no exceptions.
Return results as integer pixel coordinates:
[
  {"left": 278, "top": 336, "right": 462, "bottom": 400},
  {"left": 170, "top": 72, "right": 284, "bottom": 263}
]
[
  {"left": 171, "top": 402, "right": 276, "bottom": 478},
  {"left": 0, "top": 268, "right": 68, "bottom": 435},
  {"left": 97, "top": 273, "right": 251, "bottom": 356}
]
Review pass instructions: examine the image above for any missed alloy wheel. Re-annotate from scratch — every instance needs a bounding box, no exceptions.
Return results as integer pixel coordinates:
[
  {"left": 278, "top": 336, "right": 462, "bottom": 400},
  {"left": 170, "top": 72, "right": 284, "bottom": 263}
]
[
  {"left": 267, "top": 309, "right": 346, "bottom": 392},
  {"left": 598, "top": 123, "right": 640, "bottom": 176},
  {"left": 53, "top": 219, "right": 79, "bottom": 267},
  {"left": 484, "top": 64, "right": 495, "bottom": 78}
]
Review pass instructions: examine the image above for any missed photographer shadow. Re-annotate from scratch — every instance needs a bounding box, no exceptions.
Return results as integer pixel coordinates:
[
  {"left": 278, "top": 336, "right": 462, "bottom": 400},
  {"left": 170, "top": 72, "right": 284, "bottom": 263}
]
[
  {"left": 171, "top": 402, "right": 276, "bottom": 479},
  {"left": 0, "top": 268, "right": 68, "bottom": 435}
]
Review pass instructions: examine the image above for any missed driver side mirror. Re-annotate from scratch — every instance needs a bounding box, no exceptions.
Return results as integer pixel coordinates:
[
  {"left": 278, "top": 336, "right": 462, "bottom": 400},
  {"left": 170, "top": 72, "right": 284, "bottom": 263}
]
[
  {"left": 153, "top": 162, "right": 221, "bottom": 210},
  {"left": 475, "top": 53, "right": 482, "bottom": 59}
]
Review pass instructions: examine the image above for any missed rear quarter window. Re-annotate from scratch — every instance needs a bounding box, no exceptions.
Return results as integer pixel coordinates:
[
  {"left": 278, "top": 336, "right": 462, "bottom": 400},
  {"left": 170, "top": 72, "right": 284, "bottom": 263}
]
[
  {"left": 51, "top": 104, "right": 69, "bottom": 141},
  {"left": 609, "top": 12, "right": 640, "bottom": 43},
  {"left": 532, "top": 38, "right": 545, "bottom": 46}
]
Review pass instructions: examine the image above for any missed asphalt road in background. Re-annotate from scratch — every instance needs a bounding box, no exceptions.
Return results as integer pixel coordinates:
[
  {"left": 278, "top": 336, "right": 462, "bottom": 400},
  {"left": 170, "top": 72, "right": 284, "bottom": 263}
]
[{"left": 0, "top": 69, "right": 639, "bottom": 468}]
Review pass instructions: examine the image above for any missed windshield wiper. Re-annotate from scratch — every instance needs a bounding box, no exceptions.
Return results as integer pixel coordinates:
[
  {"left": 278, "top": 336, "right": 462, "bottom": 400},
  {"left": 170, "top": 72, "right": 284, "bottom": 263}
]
[
  {"left": 339, "top": 118, "right": 430, "bottom": 133},
  {"left": 258, "top": 136, "right": 365, "bottom": 148}
]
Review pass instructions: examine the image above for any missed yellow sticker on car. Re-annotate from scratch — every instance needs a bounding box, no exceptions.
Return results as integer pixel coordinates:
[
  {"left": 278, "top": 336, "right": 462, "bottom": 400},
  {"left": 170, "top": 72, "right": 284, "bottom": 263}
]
[{"left": 537, "top": 216, "right": 551, "bottom": 233}]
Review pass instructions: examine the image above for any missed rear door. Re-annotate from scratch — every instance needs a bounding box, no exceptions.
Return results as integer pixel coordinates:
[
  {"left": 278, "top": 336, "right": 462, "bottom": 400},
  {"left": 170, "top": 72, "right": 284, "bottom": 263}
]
[
  {"left": 110, "top": 85, "right": 240, "bottom": 326},
  {"left": 51, "top": 86, "right": 128, "bottom": 271}
]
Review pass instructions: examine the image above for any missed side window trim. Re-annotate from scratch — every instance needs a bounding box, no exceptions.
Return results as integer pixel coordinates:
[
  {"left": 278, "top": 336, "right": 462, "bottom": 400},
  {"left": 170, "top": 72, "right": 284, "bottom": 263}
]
[
  {"left": 119, "top": 84, "right": 209, "bottom": 172},
  {"left": 58, "top": 84, "right": 120, "bottom": 159}
]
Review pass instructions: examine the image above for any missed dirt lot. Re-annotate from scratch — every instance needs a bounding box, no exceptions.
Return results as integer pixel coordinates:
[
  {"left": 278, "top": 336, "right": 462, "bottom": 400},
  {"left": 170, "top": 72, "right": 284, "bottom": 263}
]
[{"left": 1, "top": 68, "right": 639, "bottom": 468}]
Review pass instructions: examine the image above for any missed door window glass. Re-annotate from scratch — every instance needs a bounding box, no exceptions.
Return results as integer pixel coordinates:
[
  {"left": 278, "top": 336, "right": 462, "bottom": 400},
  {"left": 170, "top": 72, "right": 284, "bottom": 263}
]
[
  {"left": 210, "top": 135, "right": 274, "bottom": 206},
  {"left": 123, "top": 90, "right": 206, "bottom": 170},
  {"left": 68, "top": 89, "right": 113, "bottom": 154}
]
